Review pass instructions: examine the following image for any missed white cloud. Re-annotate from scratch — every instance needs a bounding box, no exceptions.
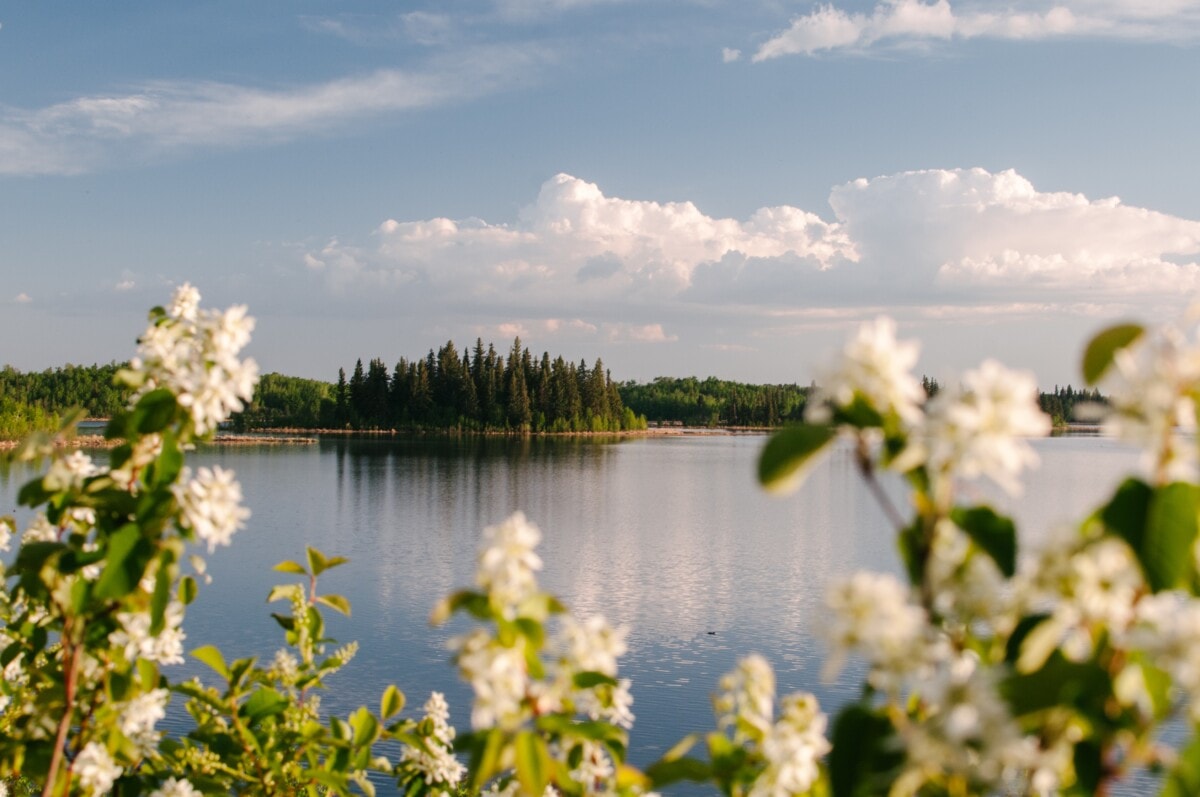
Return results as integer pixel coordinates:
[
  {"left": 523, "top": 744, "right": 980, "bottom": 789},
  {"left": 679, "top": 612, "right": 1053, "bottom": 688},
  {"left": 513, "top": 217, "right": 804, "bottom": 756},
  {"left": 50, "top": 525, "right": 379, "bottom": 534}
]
[
  {"left": 0, "top": 47, "right": 546, "bottom": 176},
  {"left": 722, "top": 47, "right": 742, "bottom": 62},
  {"left": 751, "top": 0, "right": 1200, "bottom": 60},
  {"left": 307, "top": 169, "right": 1200, "bottom": 350},
  {"left": 114, "top": 279, "right": 135, "bottom": 292},
  {"left": 14, "top": 293, "right": 31, "bottom": 303}
]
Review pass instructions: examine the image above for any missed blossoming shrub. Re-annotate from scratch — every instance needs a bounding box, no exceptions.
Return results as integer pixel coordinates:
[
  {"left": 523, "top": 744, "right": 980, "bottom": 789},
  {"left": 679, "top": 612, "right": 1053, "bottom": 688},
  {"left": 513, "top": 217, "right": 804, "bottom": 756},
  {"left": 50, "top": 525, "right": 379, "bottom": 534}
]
[{"left": 5, "top": 287, "right": 1200, "bottom": 797}]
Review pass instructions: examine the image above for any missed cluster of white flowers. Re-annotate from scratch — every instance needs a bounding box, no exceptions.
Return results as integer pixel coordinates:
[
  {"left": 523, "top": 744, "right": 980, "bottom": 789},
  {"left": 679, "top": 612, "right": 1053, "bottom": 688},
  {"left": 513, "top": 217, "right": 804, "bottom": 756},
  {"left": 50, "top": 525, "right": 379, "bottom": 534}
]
[
  {"left": 714, "top": 653, "right": 776, "bottom": 741},
  {"left": 806, "top": 317, "right": 925, "bottom": 425},
  {"left": 476, "top": 512, "right": 543, "bottom": 615},
  {"left": 0, "top": 518, "right": 12, "bottom": 552},
  {"left": 925, "top": 520, "right": 1005, "bottom": 626},
  {"left": 119, "top": 688, "right": 169, "bottom": 756},
  {"left": 400, "top": 692, "right": 466, "bottom": 794},
  {"left": 824, "top": 572, "right": 934, "bottom": 691},
  {"left": 148, "top": 777, "right": 202, "bottom": 797},
  {"left": 454, "top": 627, "right": 529, "bottom": 730},
  {"left": 895, "top": 652, "right": 1032, "bottom": 794},
  {"left": 22, "top": 513, "right": 58, "bottom": 544},
  {"left": 45, "top": 450, "right": 100, "bottom": 492},
  {"left": 917, "top": 360, "right": 1050, "bottom": 496},
  {"left": 110, "top": 601, "right": 186, "bottom": 666},
  {"left": 130, "top": 282, "right": 259, "bottom": 436},
  {"left": 172, "top": 465, "right": 251, "bottom": 553},
  {"left": 1128, "top": 592, "right": 1200, "bottom": 721},
  {"left": 751, "top": 692, "right": 830, "bottom": 797},
  {"left": 110, "top": 432, "right": 164, "bottom": 491},
  {"left": 555, "top": 615, "right": 635, "bottom": 728},
  {"left": 73, "top": 741, "right": 123, "bottom": 795},
  {"left": 1102, "top": 322, "right": 1200, "bottom": 482},
  {"left": 570, "top": 740, "right": 617, "bottom": 795},
  {"left": 1015, "top": 531, "right": 1142, "bottom": 670}
]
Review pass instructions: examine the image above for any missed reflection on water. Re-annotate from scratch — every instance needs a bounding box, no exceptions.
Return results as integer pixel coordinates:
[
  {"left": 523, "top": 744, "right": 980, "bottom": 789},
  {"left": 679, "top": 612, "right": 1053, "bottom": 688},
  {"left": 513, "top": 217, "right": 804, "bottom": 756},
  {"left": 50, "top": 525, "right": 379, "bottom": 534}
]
[{"left": 0, "top": 434, "right": 1140, "bottom": 792}]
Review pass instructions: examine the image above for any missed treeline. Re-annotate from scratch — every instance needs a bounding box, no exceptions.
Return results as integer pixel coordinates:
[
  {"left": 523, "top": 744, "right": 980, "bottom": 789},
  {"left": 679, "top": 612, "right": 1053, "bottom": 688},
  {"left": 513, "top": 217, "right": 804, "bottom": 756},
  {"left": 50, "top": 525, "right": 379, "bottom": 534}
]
[
  {"left": 325, "top": 339, "right": 646, "bottom": 433},
  {"left": 1040, "top": 385, "right": 1107, "bottom": 427},
  {"left": 618, "top": 377, "right": 811, "bottom": 427},
  {"left": 0, "top": 363, "right": 129, "bottom": 436}
]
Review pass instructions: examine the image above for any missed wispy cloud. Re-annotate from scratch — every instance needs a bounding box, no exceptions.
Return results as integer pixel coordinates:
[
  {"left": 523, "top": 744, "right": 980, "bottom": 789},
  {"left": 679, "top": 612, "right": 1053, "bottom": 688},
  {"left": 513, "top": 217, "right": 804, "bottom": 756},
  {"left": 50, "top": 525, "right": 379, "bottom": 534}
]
[
  {"left": 751, "top": 0, "right": 1200, "bottom": 60},
  {"left": 0, "top": 46, "right": 547, "bottom": 176}
]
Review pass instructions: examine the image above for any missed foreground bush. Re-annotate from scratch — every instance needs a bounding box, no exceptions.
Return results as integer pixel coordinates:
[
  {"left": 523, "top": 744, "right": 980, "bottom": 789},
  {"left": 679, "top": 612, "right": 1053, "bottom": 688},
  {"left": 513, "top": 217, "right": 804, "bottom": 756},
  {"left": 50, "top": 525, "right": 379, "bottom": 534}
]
[{"left": 3, "top": 286, "right": 1200, "bottom": 796}]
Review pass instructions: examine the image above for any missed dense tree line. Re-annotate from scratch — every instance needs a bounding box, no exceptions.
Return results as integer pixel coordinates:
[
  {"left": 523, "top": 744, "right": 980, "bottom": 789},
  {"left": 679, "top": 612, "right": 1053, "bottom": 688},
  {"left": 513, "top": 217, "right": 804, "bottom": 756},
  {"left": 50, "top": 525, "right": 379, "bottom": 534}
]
[
  {"left": 0, "top": 363, "right": 129, "bottom": 435},
  {"left": 326, "top": 338, "right": 646, "bottom": 433},
  {"left": 1039, "top": 384, "right": 1107, "bottom": 427},
  {"left": 231, "top": 373, "right": 332, "bottom": 430},
  {"left": 618, "top": 377, "right": 811, "bottom": 427}
]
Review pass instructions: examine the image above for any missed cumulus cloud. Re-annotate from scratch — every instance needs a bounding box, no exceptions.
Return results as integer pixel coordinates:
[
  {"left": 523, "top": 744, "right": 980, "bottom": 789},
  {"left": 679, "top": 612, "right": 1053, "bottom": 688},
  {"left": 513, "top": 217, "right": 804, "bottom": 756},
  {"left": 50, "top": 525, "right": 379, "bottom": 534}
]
[
  {"left": 752, "top": 0, "right": 1200, "bottom": 60},
  {"left": 307, "top": 169, "right": 1200, "bottom": 352},
  {"left": 0, "top": 46, "right": 545, "bottom": 176}
]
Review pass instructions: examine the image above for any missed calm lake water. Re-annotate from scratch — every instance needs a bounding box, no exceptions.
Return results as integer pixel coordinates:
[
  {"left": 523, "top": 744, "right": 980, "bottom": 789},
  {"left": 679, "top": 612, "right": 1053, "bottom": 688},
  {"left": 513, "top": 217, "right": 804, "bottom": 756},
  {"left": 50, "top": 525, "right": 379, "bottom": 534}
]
[{"left": 0, "top": 433, "right": 1141, "bottom": 793}]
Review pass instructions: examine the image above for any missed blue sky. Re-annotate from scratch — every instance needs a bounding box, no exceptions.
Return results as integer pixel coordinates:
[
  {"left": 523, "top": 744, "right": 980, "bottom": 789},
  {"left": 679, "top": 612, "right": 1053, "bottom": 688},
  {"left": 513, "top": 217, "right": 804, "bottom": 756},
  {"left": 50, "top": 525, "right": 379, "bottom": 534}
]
[{"left": 4, "top": 1, "right": 1200, "bottom": 388}]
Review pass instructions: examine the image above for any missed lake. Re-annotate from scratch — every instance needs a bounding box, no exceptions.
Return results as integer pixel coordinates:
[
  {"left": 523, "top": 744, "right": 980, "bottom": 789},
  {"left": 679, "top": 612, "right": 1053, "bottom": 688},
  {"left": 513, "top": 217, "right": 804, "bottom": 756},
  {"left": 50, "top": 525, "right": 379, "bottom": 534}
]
[{"left": 0, "top": 433, "right": 1141, "bottom": 793}]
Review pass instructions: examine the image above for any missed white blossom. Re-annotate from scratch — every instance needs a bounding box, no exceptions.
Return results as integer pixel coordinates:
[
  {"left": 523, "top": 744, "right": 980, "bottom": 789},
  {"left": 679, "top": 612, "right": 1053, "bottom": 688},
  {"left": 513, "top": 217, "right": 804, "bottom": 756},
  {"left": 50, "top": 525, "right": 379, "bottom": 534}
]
[
  {"left": 1102, "top": 322, "right": 1200, "bottom": 482},
  {"left": 714, "top": 654, "right": 776, "bottom": 741},
  {"left": 173, "top": 465, "right": 251, "bottom": 553},
  {"left": 131, "top": 283, "right": 259, "bottom": 435},
  {"left": 807, "top": 317, "right": 925, "bottom": 425},
  {"left": 148, "top": 777, "right": 202, "bottom": 797},
  {"left": 110, "top": 602, "right": 186, "bottom": 665},
  {"left": 74, "top": 741, "right": 122, "bottom": 795},
  {"left": 750, "top": 692, "right": 830, "bottom": 797},
  {"left": 400, "top": 692, "right": 466, "bottom": 793},
  {"left": 919, "top": 360, "right": 1050, "bottom": 495},
  {"left": 45, "top": 450, "right": 100, "bottom": 491},
  {"left": 22, "top": 513, "right": 58, "bottom": 544},
  {"left": 824, "top": 572, "right": 932, "bottom": 689},
  {"left": 453, "top": 628, "right": 529, "bottom": 730},
  {"left": 1130, "top": 592, "right": 1200, "bottom": 721},
  {"left": 0, "top": 518, "right": 11, "bottom": 552},
  {"left": 476, "top": 512, "right": 543, "bottom": 615},
  {"left": 119, "top": 688, "right": 169, "bottom": 755},
  {"left": 569, "top": 740, "right": 615, "bottom": 795},
  {"left": 110, "top": 433, "right": 164, "bottom": 491}
]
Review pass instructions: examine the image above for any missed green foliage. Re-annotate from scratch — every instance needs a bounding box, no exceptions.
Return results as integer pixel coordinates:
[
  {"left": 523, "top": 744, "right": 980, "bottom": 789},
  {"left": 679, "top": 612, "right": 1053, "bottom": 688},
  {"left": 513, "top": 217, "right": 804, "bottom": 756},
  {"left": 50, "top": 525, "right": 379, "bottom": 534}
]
[{"left": 620, "top": 376, "right": 810, "bottom": 427}]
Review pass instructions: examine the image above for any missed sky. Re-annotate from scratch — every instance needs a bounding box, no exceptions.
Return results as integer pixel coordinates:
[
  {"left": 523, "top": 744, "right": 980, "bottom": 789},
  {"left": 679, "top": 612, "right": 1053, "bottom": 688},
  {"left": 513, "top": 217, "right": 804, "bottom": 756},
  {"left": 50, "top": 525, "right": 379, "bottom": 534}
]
[{"left": 4, "top": 1, "right": 1200, "bottom": 389}]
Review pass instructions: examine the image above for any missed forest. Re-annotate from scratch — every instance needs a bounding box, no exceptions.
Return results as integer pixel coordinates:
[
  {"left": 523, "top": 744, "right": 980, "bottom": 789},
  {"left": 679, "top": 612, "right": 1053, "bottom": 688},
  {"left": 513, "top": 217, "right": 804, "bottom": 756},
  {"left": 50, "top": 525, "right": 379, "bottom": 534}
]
[{"left": 0, "top": 355, "right": 1105, "bottom": 437}]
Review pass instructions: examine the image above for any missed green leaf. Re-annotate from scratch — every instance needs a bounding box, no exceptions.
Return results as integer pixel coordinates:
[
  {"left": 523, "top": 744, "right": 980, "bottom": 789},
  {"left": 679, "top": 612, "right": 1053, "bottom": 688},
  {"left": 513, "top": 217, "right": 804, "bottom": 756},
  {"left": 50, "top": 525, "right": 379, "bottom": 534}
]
[
  {"left": 95, "top": 524, "right": 146, "bottom": 600},
  {"left": 179, "top": 575, "right": 198, "bottom": 605},
  {"left": 150, "top": 553, "right": 173, "bottom": 635},
  {"left": 515, "top": 730, "right": 553, "bottom": 797},
  {"left": 1103, "top": 479, "right": 1200, "bottom": 592},
  {"left": 1143, "top": 482, "right": 1200, "bottom": 592},
  {"left": 192, "top": 645, "right": 230, "bottom": 678},
  {"left": 573, "top": 671, "right": 619, "bottom": 689},
  {"left": 273, "top": 560, "right": 308, "bottom": 575},
  {"left": 315, "top": 593, "right": 352, "bottom": 616},
  {"left": 350, "top": 706, "right": 380, "bottom": 744},
  {"left": 267, "top": 584, "right": 301, "bottom": 604},
  {"left": 241, "top": 687, "right": 288, "bottom": 723},
  {"left": 429, "top": 590, "right": 491, "bottom": 625},
  {"left": 380, "top": 684, "right": 405, "bottom": 720},
  {"left": 1001, "top": 652, "right": 1111, "bottom": 721},
  {"left": 1101, "top": 478, "right": 1153, "bottom": 551},
  {"left": 270, "top": 612, "right": 295, "bottom": 631},
  {"left": 951, "top": 506, "right": 1017, "bottom": 577},
  {"left": 645, "top": 757, "right": 711, "bottom": 787},
  {"left": 1073, "top": 740, "right": 1103, "bottom": 794},
  {"left": 829, "top": 705, "right": 903, "bottom": 797},
  {"left": 1082, "top": 323, "right": 1144, "bottom": 384},
  {"left": 307, "top": 546, "right": 329, "bottom": 576},
  {"left": 758, "top": 424, "right": 836, "bottom": 495},
  {"left": 134, "top": 388, "right": 179, "bottom": 434}
]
